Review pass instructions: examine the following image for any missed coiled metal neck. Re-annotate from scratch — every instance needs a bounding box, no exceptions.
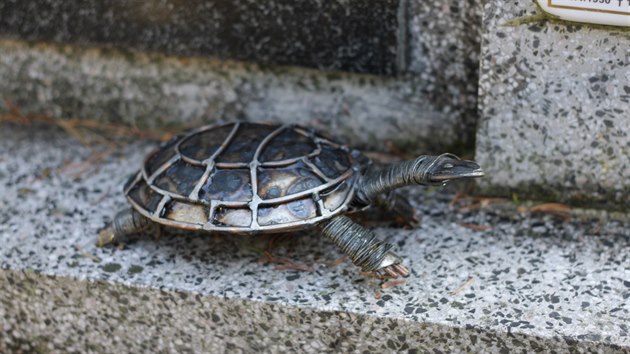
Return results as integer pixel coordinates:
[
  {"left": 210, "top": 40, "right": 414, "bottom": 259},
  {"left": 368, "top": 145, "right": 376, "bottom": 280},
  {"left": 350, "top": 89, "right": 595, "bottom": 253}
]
[{"left": 355, "top": 155, "right": 439, "bottom": 205}]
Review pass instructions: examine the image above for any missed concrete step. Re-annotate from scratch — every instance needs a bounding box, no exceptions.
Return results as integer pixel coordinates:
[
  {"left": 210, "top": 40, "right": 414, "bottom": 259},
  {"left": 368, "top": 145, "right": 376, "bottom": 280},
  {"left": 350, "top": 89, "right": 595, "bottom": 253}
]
[{"left": 1, "top": 124, "right": 629, "bottom": 352}]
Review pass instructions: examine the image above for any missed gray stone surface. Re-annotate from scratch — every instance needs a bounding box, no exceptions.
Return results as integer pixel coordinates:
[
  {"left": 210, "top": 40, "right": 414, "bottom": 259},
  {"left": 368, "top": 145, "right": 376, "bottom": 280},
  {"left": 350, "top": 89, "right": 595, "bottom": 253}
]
[
  {"left": 0, "top": 38, "right": 473, "bottom": 154},
  {"left": 476, "top": 0, "right": 630, "bottom": 208},
  {"left": 0, "top": 0, "right": 399, "bottom": 75},
  {"left": 1, "top": 123, "right": 629, "bottom": 352},
  {"left": 407, "top": 1, "right": 484, "bottom": 135}
]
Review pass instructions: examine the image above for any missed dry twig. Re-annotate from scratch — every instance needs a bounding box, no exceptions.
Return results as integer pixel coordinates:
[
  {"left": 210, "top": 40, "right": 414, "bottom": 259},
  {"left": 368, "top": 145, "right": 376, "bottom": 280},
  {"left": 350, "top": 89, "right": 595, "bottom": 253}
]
[
  {"left": 529, "top": 203, "right": 571, "bottom": 213},
  {"left": 359, "top": 271, "right": 398, "bottom": 281},
  {"left": 381, "top": 279, "right": 406, "bottom": 289},
  {"left": 1, "top": 99, "right": 181, "bottom": 145},
  {"left": 261, "top": 251, "right": 314, "bottom": 272},
  {"left": 457, "top": 222, "right": 493, "bottom": 231},
  {"left": 457, "top": 197, "right": 508, "bottom": 213},
  {"left": 384, "top": 141, "right": 411, "bottom": 159},
  {"left": 327, "top": 255, "right": 349, "bottom": 268},
  {"left": 449, "top": 191, "right": 466, "bottom": 208},
  {"left": 524, "top": 203, "right": 572, "bottom": 221},
  {"left": 588, "top": 222, "right": 603, "bottom": 235},
  {"left": 58, "top": 148, "right": 116, "bottom": 179},
  {"left": 449, "top": 276, "right": 475, "bottom": 296},
  {"left": 449, "top": 193, "right": 508, "bottom": 213},
  {"left": 73, "top": 245, "right": 102, "bottom": 263}
]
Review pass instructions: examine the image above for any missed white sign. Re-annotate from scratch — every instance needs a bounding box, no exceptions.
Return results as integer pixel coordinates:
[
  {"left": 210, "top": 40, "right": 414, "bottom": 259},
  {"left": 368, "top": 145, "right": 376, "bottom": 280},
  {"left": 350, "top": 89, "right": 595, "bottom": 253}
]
[{"left": 537, "top": 0, "right": 630, "bottom": 27}]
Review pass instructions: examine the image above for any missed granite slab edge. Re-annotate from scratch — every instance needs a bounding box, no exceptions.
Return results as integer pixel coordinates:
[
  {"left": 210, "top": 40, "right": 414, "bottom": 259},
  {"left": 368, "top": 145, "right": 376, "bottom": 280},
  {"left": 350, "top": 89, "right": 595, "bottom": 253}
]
[{"left": 1, "top": 269, "right": 626, "bottom": 354}]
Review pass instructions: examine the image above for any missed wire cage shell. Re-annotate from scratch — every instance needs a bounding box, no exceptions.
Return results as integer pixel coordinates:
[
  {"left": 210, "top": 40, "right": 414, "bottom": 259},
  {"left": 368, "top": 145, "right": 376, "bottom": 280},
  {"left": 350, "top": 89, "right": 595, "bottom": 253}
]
[{"left": 125, "top": 122, "right": 361, "bottom": 234}]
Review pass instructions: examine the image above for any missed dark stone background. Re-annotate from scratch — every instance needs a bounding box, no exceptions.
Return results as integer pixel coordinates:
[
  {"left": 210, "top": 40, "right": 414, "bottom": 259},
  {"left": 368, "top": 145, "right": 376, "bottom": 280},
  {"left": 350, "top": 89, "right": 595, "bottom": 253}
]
[{"left": 0, "top": 0, "right": 400, "bottom": 75}]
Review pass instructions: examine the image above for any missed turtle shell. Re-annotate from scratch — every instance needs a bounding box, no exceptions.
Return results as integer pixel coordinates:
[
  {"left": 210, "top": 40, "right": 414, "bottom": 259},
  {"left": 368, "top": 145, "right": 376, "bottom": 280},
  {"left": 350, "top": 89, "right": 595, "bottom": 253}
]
[{"left": 124, "top": 122, "right": 361, "bottom": 233}]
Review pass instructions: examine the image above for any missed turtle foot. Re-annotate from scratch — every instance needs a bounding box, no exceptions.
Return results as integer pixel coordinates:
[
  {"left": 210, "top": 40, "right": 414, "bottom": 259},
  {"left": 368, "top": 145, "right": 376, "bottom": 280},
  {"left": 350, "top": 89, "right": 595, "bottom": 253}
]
[
  {"left": 96, "top": 226, "right": 116, "bottom": 247},
  {"left": 374, "top": 251, "right": 410, "bottom": 278}
]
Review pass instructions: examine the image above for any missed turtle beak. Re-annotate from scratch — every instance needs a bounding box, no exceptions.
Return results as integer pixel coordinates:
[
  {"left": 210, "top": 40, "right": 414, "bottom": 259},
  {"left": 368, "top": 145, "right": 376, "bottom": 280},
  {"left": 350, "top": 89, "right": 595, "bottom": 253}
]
[{"left": 428, "top": 155, "right": 484, "bottom": 183}]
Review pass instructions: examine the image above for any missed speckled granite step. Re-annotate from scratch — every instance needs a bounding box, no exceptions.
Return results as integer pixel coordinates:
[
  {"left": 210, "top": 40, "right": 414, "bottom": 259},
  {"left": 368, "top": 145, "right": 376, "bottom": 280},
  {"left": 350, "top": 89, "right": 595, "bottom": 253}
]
[{"left": 1, "top": 124, "right": 629, "bottom": 353}]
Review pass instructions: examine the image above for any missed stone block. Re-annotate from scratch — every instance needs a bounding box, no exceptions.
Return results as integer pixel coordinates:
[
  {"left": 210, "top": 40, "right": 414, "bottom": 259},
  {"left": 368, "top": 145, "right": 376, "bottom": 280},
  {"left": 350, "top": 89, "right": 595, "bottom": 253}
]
[
  {"left": 407, "top": 1, "right": 484, "bottom": 135},
  {"left": 476, "top": 0, "right": 630, "bottom": 208}
]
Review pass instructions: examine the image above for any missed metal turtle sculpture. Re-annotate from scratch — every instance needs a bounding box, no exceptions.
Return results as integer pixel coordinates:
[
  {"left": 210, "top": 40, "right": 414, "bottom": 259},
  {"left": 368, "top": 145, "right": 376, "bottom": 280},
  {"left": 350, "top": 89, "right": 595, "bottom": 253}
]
[{"left": 98, "top": 122, "right": 483, "bottom": 278}]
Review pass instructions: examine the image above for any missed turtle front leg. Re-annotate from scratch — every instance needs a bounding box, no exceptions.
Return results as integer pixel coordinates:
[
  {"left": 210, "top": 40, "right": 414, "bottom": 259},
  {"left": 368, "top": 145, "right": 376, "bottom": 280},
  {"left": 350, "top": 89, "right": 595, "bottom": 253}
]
[
  {"left": 318, "top": 215, "right": 409, "bottom": 278},
  {"left": 97, "top": 209, "right": 151, "bottom": 247}
]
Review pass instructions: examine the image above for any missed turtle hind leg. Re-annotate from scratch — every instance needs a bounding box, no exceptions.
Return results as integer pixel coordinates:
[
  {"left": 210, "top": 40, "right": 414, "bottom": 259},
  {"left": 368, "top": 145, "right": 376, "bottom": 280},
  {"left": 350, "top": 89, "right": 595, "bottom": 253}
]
[
  {"left": 318, "top": 215, "right": 409, "bottom": 278},
  {"left": 353, "top": 192, "right": 419, "bottom": 229},
  {"left": 97, "top": 209, "right": 151, "bottom": 247},
  {"left": 374, "top": 192, "right": 420, "bottom": 228}
]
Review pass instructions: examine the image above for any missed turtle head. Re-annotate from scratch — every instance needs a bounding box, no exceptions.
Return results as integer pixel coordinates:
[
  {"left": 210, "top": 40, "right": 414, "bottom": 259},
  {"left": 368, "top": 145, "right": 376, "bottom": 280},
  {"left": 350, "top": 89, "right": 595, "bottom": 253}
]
[
  {"left": 421, "top": 153, "right": 484, "bottom": 185},
  {"left": 355, "top": 153, "right": 485, "bottom": 205}
]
